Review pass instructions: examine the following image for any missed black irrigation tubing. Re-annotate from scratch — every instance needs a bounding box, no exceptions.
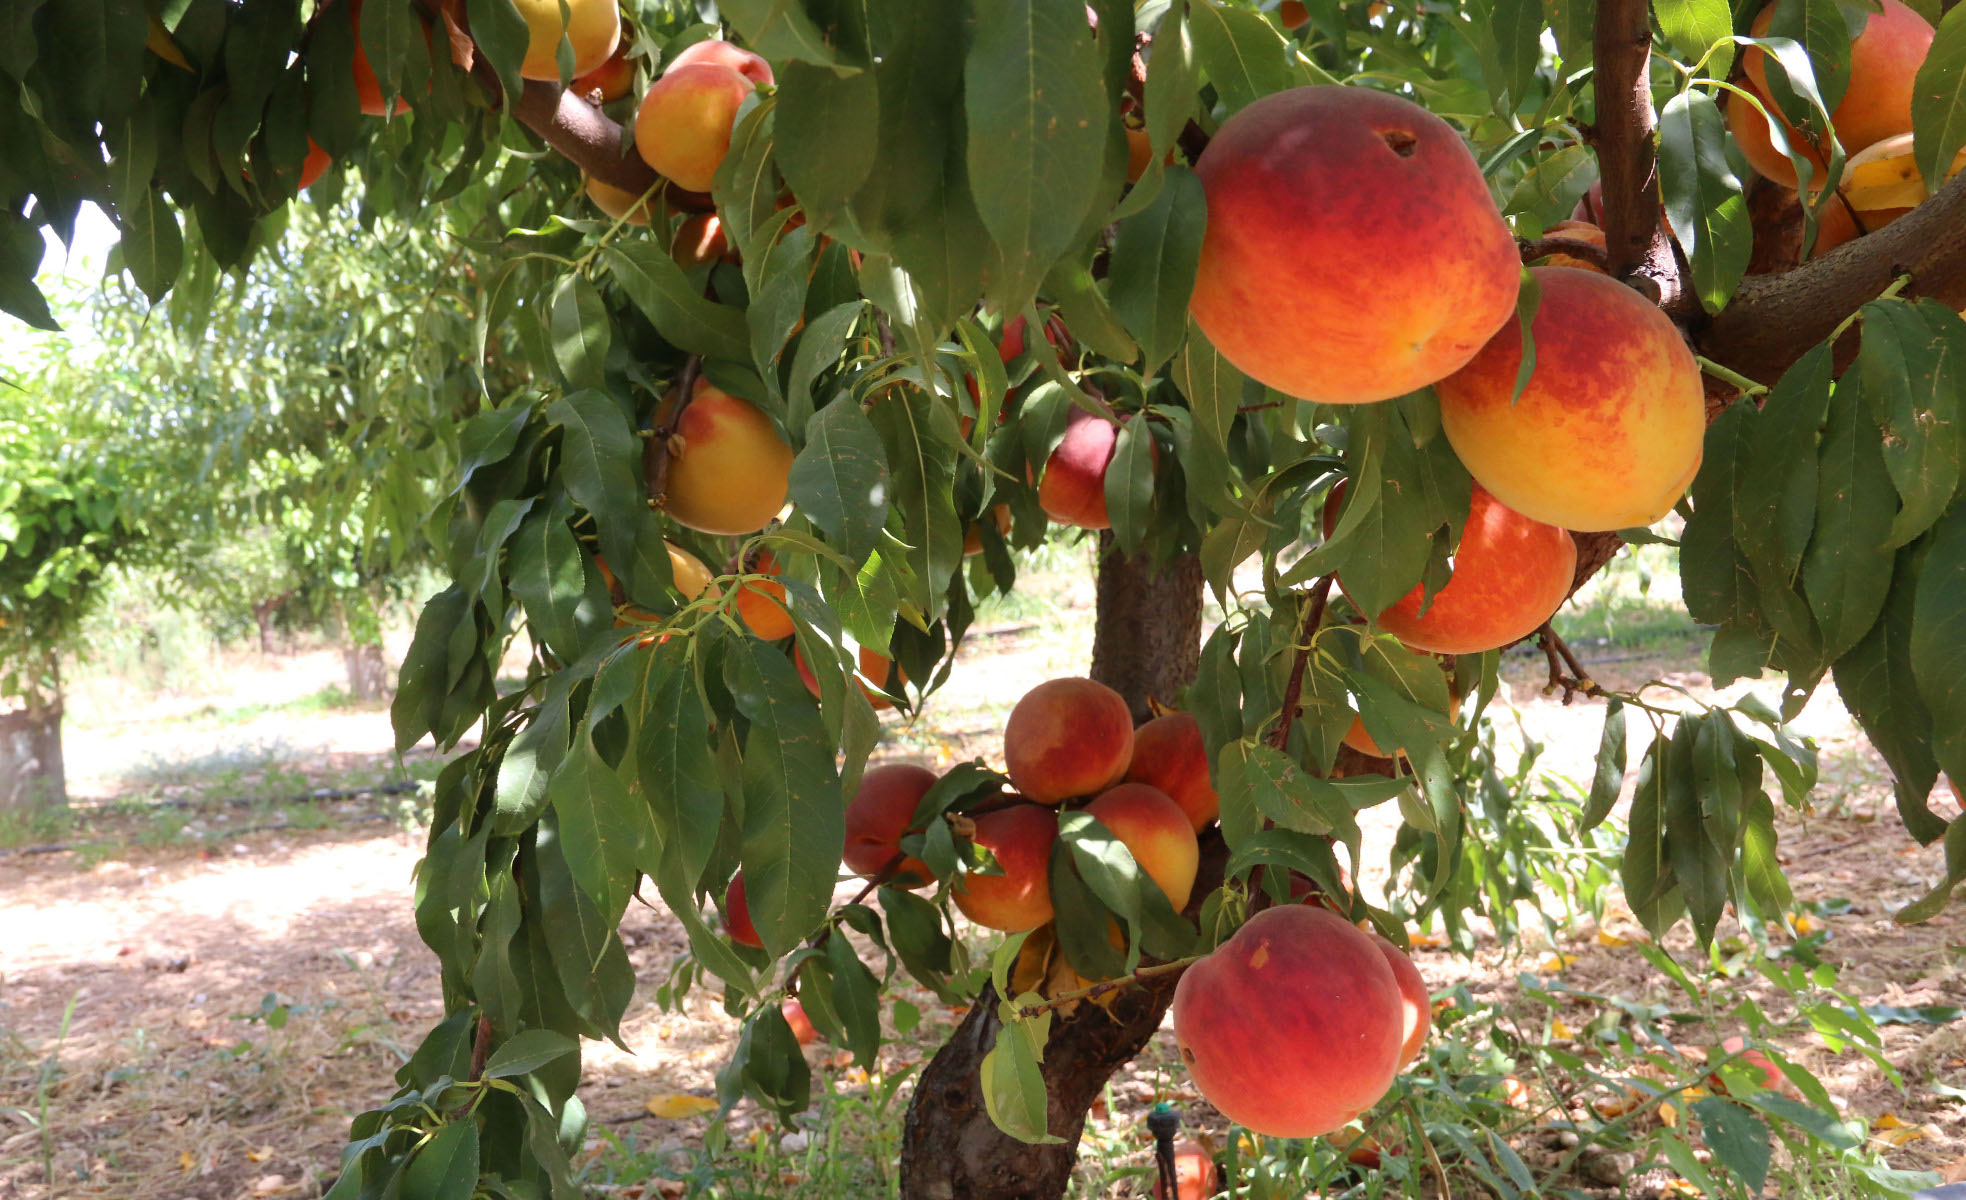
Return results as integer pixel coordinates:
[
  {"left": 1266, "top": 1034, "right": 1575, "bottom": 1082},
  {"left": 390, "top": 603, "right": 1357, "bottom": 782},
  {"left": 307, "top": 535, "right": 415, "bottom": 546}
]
[{"left": 0, "top": 782, "right": 421, "bottom": 859}]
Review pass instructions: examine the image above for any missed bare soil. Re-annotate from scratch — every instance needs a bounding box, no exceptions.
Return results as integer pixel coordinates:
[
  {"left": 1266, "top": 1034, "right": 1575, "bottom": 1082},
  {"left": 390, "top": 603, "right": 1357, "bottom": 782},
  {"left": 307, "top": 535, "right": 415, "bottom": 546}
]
[{"left": 2, "top": 622, "right": 1962, "bottom": 1199}]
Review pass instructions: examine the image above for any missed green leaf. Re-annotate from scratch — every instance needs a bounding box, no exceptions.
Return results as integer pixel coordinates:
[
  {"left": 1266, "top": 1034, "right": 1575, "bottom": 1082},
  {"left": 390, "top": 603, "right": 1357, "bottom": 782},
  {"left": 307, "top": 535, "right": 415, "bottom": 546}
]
[
  {"left": 867, "top": 383, "right": 964, "bottom": 621},
  {"left": 533, "top": 826, "right": 637, "bottom": 1045},
  {"left": 825, "top": 935, "right": 882, "bottom": 1066},
  {"left": 1658, "top": 89, "right": 1752, "bottom": 313},
  {"left": 1188, "top": 0, "right": 1325, "bottom": 114},
  {"left": 549, "top": 274, "right": 609, "bottom": 390},
  {"left": 1735, "top": 343, "right": 1833, "bottom": 590},
  {"left": 1762, "top": 0, "right": 1859, "bottom": 119},
  {"left": 1913, "top": 4, "right": 1966, "bottom": 195},
  {"left": 399, "top": 1118, "right": 479, "bottom": 1200},
  {"left": 1799, "top": 373, "right": 1896, "bottom": 662},
  {"left": 1580, "top": 699, "right": 1627, "bottom": 832},
  {"left": 1690, "top": 1097, "right": 1773, "bottom": 1194},
  {"left": 392, "top": 586, "right": 473, "bottom": 753},
  {"left": 1833, "top": 549, "right": 1946, "bottom": 842},
  {"left": 482, "top": 1030, "right": 579, "bottom": 1080},
  {"left": 1103, "top": 418, "right": 1157, "bottom": 557},
  {"left": 775, "top": 62, "right": 880, "bottom": 235},
  {"left": 1655, "top": 0, "right": 1735, "bottom": 80},
  {"left": 1108, "top": 165, "right": 1207, "bottom": 375},
  {"left": 726, "top": 637, "right": 844, "bottom": 958},
  {"left": 979, "top": 1003, "right": 1065, "bottom": 1144},
  {"left": 508, "top": 503, "right": 605, "bottom": 664},
  {"left": 637, "top": 648, "right": 723, "bottom": 891},
  {"left": 550, "top": 732, "right": 649, "bottom": 920},
  {"left": 965, "top": 0, "right": 1113, "bottom": 316},
  {"left": 547, "top": 391, "right": 672, "bottom": 610},
  {"left": 720, "top": 0, "right": 858, "bottom": 68},
  {"left": 1857, "top": 300, "right": 1964, "bottom": 548},
  {"left": 110, "top": 110, "right": 182, "bottom": 304},
  {"left": 788, "top": 400, "right": 891, "bottom": 567},
  {"left": 1490, "top": 0, "right": 1543, "bottom": 112},
  {"left": 602, "top": 243, "right": 751, "bottom": 362},
  {"left": 1912, "top": 505, "right": 1966, "bottom": 788},
  {"left": 0, "top": 0, "right": 48, "bottom": 81}
]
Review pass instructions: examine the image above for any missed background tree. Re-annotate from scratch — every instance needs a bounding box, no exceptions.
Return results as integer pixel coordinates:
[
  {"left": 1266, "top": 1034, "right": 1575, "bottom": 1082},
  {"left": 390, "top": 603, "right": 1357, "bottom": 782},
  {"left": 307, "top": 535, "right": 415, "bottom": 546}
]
[{"left": 5, "top": 0, "right": 1966, "bottom": 1197}]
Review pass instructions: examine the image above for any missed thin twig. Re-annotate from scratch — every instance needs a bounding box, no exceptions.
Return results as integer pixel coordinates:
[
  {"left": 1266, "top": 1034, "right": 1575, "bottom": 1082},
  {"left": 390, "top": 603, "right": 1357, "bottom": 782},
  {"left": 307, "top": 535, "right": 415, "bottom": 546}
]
[
  {"left": 467, "top": 1013, "right": 492, "bottom": 1082},
  {"left": 787, "top": 852, "right": 907, "bottom": 989},
  {"left": 1536, "top": 622, "right": 1604, "bottom": 705},
  {"left": 1266, "top": 576, "right": 1334, "bottom": 751},
  {"left": 1517, "top": 235, "right": 1612, "bottom": 272},
  {"left": 644, "top": 355, "right": 703, "bottom": 508},
  {"left": 1011, "top": 955, "right": 1203, "bottom": 1019},
  {"left": 1235, "top": 400, "right": 1285, "bottom": 413}
]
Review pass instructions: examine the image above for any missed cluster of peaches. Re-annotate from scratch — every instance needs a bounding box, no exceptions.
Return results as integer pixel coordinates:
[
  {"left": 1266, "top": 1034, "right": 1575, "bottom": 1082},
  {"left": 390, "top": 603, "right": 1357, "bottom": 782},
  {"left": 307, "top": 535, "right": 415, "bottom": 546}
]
[{"left": 718, "top": 674, "right": 1435, "bottom": 1140}]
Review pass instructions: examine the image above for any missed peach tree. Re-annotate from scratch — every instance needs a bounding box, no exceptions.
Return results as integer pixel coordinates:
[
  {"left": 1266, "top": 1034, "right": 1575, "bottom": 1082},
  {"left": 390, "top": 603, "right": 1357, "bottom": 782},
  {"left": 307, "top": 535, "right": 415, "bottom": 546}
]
[{"left": 5, "top": 0, "right": 1966, "bottom": 1196}]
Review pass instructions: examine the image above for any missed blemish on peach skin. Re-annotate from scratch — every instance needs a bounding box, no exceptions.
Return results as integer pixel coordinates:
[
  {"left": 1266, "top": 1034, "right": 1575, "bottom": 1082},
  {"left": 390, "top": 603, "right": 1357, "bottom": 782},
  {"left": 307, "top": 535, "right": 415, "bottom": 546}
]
[{"left": 1249, "top": 941, "right": 1271, "bottom": 969}]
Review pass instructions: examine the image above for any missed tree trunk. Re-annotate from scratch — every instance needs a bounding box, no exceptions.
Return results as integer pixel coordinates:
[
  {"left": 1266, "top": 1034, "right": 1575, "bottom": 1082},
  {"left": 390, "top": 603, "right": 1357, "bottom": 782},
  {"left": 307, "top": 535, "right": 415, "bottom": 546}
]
[
  {"left": 0, "top": 660, "right": 66, "bottom": 812},
  {"left": 344, "top": 642, "right": 390, "bottom": 702},
  {"left": 898, "top": 537, "right": 1206, "bottom": 1199}
]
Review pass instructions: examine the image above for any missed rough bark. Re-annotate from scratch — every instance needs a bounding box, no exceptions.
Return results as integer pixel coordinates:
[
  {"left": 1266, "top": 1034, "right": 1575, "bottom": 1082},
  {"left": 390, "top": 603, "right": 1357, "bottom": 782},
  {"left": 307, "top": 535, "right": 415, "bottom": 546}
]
[
  {"left": 897, "top": 540, "right": 1206, "bottom": 1200},
  {"left": 344, "top": 642, "right": 390, "bottom": 702},
  {"left": 1592, "top": 0, "right": 1685, "bottom": 312},
  {"left": 0, "top": 662, "right": 66, "bottom": 812}
]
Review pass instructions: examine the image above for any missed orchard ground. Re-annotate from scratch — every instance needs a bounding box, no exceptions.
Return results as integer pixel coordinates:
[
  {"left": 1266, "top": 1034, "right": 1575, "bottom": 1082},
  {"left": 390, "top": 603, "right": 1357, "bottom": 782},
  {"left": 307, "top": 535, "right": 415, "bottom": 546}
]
[{"left": 1, "top": 544, "right": 1962, "bottom": 1200}]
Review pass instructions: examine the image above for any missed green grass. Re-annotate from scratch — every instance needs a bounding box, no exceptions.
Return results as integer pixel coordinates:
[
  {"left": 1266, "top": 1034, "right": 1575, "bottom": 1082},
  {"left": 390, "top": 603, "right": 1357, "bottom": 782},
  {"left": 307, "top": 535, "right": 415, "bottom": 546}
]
[{"left": 1550, "top": 536, "right": 1705, "bottom": 653}]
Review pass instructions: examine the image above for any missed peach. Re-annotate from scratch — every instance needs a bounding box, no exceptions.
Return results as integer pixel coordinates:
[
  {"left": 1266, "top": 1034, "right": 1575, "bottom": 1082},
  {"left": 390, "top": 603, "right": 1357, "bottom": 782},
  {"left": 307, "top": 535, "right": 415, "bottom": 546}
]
[
  {"left": 513, "top": 0, "right": 619, "bottom": 81},
  {"left": 1279, "top": 0, "right": 1309, "bottom": 29},
  {"left": 733, "top": 548, "right": 794, "bottom": 640},
  {"left": 962, "top": 504, "right": 1013, "bottom": 556},
  {"left": 1836, "top": 132, "right": 1966, "bottom": 231},
  {"left": 1809, "top": 192, "right": 1862, "bottom": 257},
  {"left": 1003, "top": 677, "right": 1135, "bottom": 804},
  {"left": 1372, "top": 934, "right": 1432, "bottom": 1068},
  {"left": 298, "top": 140, "right": 331, "bottom": 189},
  {"left": 1125, "top": 125, "right": 1154, "bottom": 184},
  {"left": 571, "top": 44, "right": 635, "bottom": 103},
  {"left": 1343, "top": 691, "right": 1462, "bottom": 759},
  {"left": 1190, "top": 85, "right": 1519, "bottom": 404},
  {"left": 1326, "top": 482, "right": 1575, "bottom": 655},
  {"left": 1538, "top": 219, "right": 1606, "bottom": 273},
  {"left": 1084, "top": 783, "right": 1200, "bottom": 911},
  {"left": 673, "top": 212, "right": 733, "bottom": 269},
  {"left": 781, "top": 998, "right": 819, "bottom": 1046},
  {"left": 1712, "top": 1035, "right": 1786, "bottom": 1095},
  {"left": 668, "top": 38, "right": 775, "bottom": 87},
  {"left": 1173, "top": 905, "right": 1405, "bottom": 1137},
  {"left": 724, "top": 872, "right": 761, "bottom": 948},
  {"left": 1123, "top": 712, "right": 1219, "bottom": 831},
  {"left": 1435, "top": 265, "right": 1704, "bottom": 532},
  {"left": 1153, "top": 1141, "right": 1217, "bottom": 1200},
  {"left": 793, "top": 642, "right": 907, "bottom": 711},
  {"left": 1728, "top": 0, "right": 1932, "bottom": 188},
  {"left": 1570, "top": 179, "right": 1603, "bottom": 224},
  {"left": 952, "top": 803, "right": 1060, "bottom": 932},
  {"left": 998, "top": 312, "right": 1071, "bottom": 368},
  {"left": 655, "top": 379, "right": 792, "bottom": 535},
  {"left": 665, "top": 542, "right": 717, "bottom": 602},
  {"left": 843, "top": 763, "right": 938, "bottom": 888},
  {"left": 350, "top": 0, "right": 411, "bottom": 116},
  {"left": 1037, "top": 408, "right": 1153, "bottom": 530},
  {"left": 584, "top": 175, "right": 653, "bottom": 225},
  {"left": 635, "top": 63, "right": 755, "bottom": 193}
]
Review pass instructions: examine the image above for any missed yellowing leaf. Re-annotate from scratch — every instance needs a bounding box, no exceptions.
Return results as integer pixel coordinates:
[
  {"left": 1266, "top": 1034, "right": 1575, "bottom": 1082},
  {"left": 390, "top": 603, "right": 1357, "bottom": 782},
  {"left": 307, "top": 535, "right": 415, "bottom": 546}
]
[
  {"left": 1660, "top": 1099, "right": 1680, "bottom": 1127},
  {"left": 1410, "top": 932, "right": 1448, "bottom": 949},
  {"left": 646, "top": 1093, "right": 720, "bottom": 1119},
  {"left": 1875, "top": 1112, "right": 1911, "bottom": 1129},
  {"left": 1551, "top": 1017, "right": 1576, "bottom": 1040},
  {"left": 180, "top": 1151, "right": 196, "bottom": 1173},
  {"left": 1540, "top": 953, "right": 1578, "bottom": 972},
  {"left": 1597, "top": 929, "right": 1634, "bottom": 947},
  {"left": 246, "top": 1146, "right": 275, "bottom": 1163},
  {"left": 1665, "top": 1179, "right": 1703, "bottom": 1195}
]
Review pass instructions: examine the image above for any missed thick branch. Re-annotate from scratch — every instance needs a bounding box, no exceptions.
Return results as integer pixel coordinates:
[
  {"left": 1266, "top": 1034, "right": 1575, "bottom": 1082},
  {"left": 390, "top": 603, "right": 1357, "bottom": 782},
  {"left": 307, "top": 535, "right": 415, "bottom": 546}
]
[
  {"left": 1592, "top": 0, "right": 1683, "bottom": 309},
  {"left": 510, "top": 80, "right": 659, "bottom": 196},
  {"left": 1701, "top": 169, "right": 1966, "bottom": 383}
]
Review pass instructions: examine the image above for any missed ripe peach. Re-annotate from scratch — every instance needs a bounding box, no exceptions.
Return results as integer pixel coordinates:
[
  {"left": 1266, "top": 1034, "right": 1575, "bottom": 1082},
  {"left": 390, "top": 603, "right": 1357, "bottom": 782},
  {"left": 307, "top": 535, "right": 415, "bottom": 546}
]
[
  {"left": 1153, "top": 1141, "right": 1217, "bottom": 1200},
  {"left": 952, "top": 803, "right": 1060, "bottom": 932},
  {"left": 1125, "top": 126, "right": 1154, "bottom": 184},
  {"left": 1172, "top": 905, "right": 1405, "bottom": 1137},
  {"left": 513, "top": 0, "right": 619, "bottom": 81},
  {"left": 571, "top": 44, "right": 635, "bottom": 103},
  {"left": 1372, "top": 934, "right": 1432, "bottom": 1068},
  {"left": 1037, "top": 408, "right": 1153, "bottom": 530},
  {"left": 1003, "top": 677, "right": 1136, "bottom": 805},
  {"left": 1343, "top": 691, "right": 1462, "bottom": 759},
  {"left": 673, "top": 212, "right": 733, "bottom": 269},
  {"left": 1325, "top": 482, "right": 1575, "bottom": 655},
  {"left": 843, "top": 763, "right": 938, "bottom": 888},
  {"left": 1712, "top": 1035, "right": 1786, "bottom": 1094},
  {"left": 665, "top": 542, "right": 717, "bottom": 602},
  {"left": 1809, "top": 192, "right": 1862, "bottom": 257},
  {"left": 655, "top": 379, "right": 792, "bottom": 535},
  {"left": 1190, "top": 86, "right": 1519, "bottom": 404},
  {"left": 1123, "top": 712, "right": 1218, "bottom": 831},
  {"left": 1279, "top": 1, "right": 1310, "bottom": 30},
  {"left": 963, "top": 505, "right": 1013, "bottom": 556},
  {"left": 298, "top": 140, "right": 331, "bottom": 189},
  {"left": 668, "top": 38, "right": 775, "bottom": 87},
  {"left": 724, "top": 872, "right": 762, "bottom": 948},
  {"left": 635, "top": 62, "right": 756, "bottom": 194},
  {"left": 733, "top": 548, "right": 793, "bottom": 640},
  {"left": 584, "top": 175, "right": 653, "bottom": 225},
  {"left": 350, "top": 0, "right": 411, "bottom": 116},
  {"left": 1435, "top": 265, "right": 1704, "bottom": 532},
  {"left": 781, "top": 997, "right": 819, "bottom": 1046},
  {"left": 1084, "top": 783, "right": 1200, "bottom": 911},
  {"left": 793, "top": 642, "right": 908, "bottom": 711},
  {"left": 1728, "top": 0, "right": 1931, "bottom": 188},
  {"left": 1538, "top": 219, "right": 1606, "bottom": 273},
  {"left": 1570, "top": 179, "right": 1603, "bottom": 224}
]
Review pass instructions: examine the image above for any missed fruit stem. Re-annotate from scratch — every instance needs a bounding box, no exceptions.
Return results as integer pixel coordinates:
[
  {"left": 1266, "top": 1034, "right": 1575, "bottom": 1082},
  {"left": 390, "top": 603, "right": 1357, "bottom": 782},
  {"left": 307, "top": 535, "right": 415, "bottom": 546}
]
[
  {"left": 1693, "top": 356, "right": 1770, "bottom": 397},
  {"left": 1010, "top": 954, "right": 1204, "bottom": 1019},
  {"left": 1265, "top": 576, "right": 1335, "bottom": 751},
  {"left": 1827, "top": 272, "right": 1913, "bottom": 344},
  {"left": 1516, "top": 234, "right": 1611, "bottom": 273}
]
